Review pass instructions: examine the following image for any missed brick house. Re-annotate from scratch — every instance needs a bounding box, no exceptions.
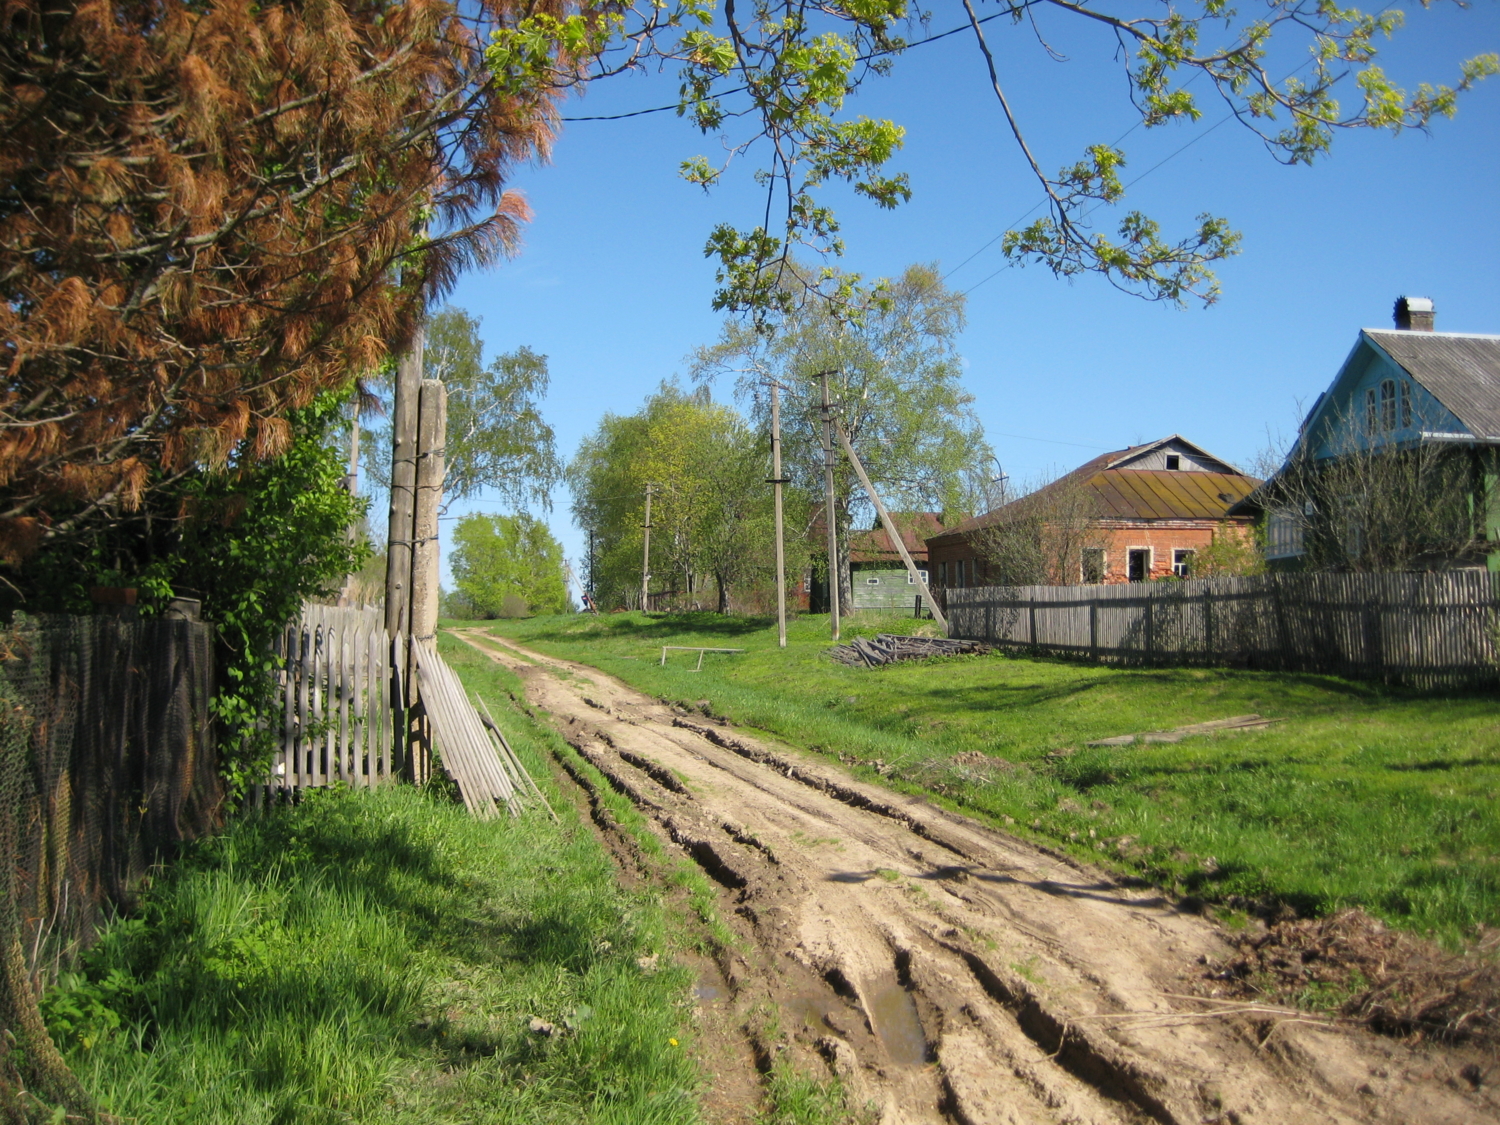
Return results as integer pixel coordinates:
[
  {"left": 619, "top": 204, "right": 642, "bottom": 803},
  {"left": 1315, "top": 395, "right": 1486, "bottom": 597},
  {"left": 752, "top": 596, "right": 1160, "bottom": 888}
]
[{"left": 926, "top": 436, "right": 1259, "bottom": 588}]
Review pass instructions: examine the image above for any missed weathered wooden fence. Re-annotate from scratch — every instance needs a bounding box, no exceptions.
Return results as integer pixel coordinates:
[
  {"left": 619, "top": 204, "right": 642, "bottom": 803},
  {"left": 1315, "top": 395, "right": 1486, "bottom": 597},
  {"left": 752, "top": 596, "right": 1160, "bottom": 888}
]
[
  {"left": 947, "top": 571, "right": 1500, "bottom": 689},
  {"left": 273, "top": 603, "right": 399, "bottom": 790}
]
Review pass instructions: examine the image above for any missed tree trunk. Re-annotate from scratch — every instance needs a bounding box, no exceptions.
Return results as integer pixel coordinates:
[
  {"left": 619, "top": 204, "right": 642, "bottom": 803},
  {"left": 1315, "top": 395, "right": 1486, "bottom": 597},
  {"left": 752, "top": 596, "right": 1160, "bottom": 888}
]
[
  {"left": 716, "top": 571, "right": 730, "bottom": 614},
  {"left": 835, "top": 498, "right": 854, "bottom": 613}
]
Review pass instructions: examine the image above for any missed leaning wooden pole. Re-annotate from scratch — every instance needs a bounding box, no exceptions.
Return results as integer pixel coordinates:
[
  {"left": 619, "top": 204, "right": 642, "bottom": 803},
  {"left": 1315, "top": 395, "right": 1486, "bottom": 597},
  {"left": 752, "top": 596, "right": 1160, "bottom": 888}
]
[{"left": 833, "top": 417, "right": 948, "bottom": 636}]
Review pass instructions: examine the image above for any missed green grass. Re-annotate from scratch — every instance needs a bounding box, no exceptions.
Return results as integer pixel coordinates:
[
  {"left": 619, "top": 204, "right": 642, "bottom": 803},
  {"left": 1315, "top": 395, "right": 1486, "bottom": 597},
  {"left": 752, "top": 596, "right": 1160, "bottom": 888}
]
[
  {"left": 476, "top": 611, "right": 1500, "bottom": 943},
  {"left": 46, "top": 643, "right": 707, "bottom": 1125}
]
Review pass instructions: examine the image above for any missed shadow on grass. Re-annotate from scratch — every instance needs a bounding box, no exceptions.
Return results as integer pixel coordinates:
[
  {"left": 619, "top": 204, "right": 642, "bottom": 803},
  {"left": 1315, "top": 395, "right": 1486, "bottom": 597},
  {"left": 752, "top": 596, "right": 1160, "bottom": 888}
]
[
  {"left": 1387, "top": 758, "right": 1500, "bottom": 772},
  {"left": 499, "top": 611, "right": 775, "bottom": 646}
]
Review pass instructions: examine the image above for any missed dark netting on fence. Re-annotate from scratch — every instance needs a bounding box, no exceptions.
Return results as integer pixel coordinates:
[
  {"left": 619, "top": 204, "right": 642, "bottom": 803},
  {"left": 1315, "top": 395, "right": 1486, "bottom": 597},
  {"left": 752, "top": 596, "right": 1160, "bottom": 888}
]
[{"left": 0, "top": 613, "right": 221, "bottom": 1120}]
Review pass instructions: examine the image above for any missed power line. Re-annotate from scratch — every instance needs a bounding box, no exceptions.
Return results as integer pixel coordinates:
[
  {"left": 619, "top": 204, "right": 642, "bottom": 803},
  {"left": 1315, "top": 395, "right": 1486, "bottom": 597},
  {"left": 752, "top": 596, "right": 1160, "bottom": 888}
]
[{"left": 955, "top": 62, "right": 1313, "bottom": 298}]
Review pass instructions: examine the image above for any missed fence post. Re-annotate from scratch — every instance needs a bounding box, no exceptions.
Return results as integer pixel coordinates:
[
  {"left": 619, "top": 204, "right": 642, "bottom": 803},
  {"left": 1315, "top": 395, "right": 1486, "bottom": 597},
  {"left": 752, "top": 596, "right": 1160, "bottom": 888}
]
[
  {"left": 1203, "top": 588, "right": 1213, "bottom": 664},
  {"left": 1144, "top": 591, "right": 1154, "bottom": 663},
  {"left": 1089, "top": 601, "right": 1098, "bottom": 661}
]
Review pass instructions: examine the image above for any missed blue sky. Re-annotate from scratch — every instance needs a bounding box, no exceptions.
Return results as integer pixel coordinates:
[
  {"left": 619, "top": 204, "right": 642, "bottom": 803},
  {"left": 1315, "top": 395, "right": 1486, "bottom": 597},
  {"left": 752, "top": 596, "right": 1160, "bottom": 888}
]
[{"left": 433, "top": 2, "right": 1500, "bottom": 595}]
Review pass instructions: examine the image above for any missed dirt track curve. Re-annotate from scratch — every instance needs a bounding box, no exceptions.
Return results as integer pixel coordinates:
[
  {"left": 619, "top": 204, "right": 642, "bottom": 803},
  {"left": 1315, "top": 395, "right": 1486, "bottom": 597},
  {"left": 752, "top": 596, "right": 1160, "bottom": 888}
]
[{"left": 453, "top": 630, "right": 1498, "bottom": 1125}]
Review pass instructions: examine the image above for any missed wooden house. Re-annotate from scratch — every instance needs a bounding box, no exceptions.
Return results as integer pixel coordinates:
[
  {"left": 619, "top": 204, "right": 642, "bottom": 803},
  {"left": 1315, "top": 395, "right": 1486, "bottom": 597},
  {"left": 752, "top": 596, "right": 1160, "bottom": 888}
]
[
  {"left": 808, "top": 511, "right": 944, "bottom": 613},
  {"left": 1239, "top": 297, "right": 1500, "bottom": 571},
  {"left": 926, "top": 436, "right": 1259, "bottom": 588}
]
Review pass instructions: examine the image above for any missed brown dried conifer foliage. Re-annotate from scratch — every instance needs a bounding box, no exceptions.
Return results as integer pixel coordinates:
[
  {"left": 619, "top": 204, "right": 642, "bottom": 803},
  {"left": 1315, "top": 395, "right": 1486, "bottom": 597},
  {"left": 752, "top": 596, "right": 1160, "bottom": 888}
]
[{"left": 0, "top": 0, "right": 568, "bottom": 562}]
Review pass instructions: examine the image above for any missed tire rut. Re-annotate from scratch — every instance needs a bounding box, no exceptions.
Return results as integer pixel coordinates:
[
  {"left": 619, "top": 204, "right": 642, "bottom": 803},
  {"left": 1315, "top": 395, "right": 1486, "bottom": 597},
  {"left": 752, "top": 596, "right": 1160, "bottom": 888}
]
[{"left": 452, "top": 629, "right": 1500, "bottom": 1125}]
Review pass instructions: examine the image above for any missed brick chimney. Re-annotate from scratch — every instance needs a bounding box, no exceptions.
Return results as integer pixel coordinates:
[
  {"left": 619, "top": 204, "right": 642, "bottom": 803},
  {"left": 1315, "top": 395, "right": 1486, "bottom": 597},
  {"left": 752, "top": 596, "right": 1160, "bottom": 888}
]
[{"left": 1393, "top": 296, "right": 1435, "bottom": 331}]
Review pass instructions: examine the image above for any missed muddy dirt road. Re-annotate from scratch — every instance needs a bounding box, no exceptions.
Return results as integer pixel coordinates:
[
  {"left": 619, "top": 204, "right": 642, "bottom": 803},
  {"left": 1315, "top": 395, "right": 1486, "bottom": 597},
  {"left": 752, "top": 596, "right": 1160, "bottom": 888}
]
[{"left": 454, "top": 630, "right": 1497, "bottom": 1125}]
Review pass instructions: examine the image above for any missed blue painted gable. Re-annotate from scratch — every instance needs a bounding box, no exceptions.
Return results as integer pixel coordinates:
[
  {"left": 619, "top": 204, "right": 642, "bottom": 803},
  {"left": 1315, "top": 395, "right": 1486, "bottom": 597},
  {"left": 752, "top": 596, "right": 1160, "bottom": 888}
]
[{"left": 1301, "top": 331, "right": 1467, "bottom": 461}]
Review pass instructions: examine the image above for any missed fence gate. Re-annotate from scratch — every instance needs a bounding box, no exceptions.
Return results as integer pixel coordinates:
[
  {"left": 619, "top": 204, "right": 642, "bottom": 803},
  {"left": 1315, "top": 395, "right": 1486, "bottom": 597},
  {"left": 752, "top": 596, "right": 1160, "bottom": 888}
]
[{"left": 273, "top": 603, "right": 398, "bottom": 790}]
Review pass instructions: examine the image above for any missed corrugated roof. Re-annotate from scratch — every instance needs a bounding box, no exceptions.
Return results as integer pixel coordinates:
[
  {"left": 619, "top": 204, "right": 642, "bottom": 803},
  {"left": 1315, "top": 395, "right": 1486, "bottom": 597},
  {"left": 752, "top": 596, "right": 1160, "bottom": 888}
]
[
  {"left": 1365, "top": 330, "right": 1500, "bottom": 439},
  {"left": 928, "top": 440, "right": 1258, "bottom": 547}
]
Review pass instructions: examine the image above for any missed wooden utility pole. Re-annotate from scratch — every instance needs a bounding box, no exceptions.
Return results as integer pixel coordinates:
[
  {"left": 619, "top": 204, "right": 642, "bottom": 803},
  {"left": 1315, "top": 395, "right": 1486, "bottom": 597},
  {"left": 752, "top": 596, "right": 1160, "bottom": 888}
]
[
  {"left": 410, "top": 378, "right": 446, "bottom": 648},
  {"left": 833, "top": 417, "right": 948, "bottom": 636},
  {"left": 769, "top": 382, "right": 788, "bottom": 648},
  {"left": 817, "top": 370, "right": 841, "bottom": 641},
  {"left": 641, "top": 484, "right": 654, "bottom": 613},
  {"left": 385, "top": 332, "right": 423, "bottom": 641}
]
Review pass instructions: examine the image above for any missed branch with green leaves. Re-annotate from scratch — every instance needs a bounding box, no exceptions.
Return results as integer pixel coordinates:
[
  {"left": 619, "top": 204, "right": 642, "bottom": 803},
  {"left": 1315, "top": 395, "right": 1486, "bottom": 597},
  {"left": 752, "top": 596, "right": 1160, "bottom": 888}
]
[{"left": 486, "top": 0, "right": 1495, "bottom": 313}]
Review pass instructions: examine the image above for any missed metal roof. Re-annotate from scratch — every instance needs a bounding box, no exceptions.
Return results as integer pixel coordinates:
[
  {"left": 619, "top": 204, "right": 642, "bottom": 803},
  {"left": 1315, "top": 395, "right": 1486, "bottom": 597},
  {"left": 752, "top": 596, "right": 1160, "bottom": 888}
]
[
  {"left": 1364, "top": 330, "right": 1500, "bottom": 440},
  {"left": 848, "top": 512, "right": 945, "bottom": 563},
  {"left": 929, "top": 440, "right": 1259, "bottom": 546}
]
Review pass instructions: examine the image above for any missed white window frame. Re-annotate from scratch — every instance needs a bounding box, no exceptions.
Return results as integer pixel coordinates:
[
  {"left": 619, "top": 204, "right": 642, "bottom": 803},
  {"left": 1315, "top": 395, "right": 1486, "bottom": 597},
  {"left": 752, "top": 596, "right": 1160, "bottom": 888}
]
[
  {"left": 1172, "top": 549, "right": 1195, "bottom": 578},
  {"left": 1266, "top": 508, "right": 1306, "bottom": 559},
  {"left": 1126, "top": 547, "right": 1152, "bottom": 582},
  {"left": 1080, "top": 547, "right": 1105, "bottom": 584}
]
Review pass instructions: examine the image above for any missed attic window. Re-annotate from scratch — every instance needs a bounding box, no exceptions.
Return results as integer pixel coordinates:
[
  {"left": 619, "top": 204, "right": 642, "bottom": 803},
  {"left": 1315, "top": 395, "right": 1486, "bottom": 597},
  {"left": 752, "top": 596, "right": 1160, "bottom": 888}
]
[
  {"left": 1165, "top": 454, "right": 1181, "bottom": 471},
  {"left": 1400, "top": 381, "right": 1412, "bottom": 427},
  {"left": 1380, "top": 379, "right": 1397, "bottom": 432}
]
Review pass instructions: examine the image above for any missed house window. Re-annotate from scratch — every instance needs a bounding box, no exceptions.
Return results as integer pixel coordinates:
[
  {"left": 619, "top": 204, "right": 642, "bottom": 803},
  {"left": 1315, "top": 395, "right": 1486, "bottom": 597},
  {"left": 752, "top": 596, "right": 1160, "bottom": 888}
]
[
  {"left": 938, "top": 560, "right": 948, "bottom": 586},
  {"left": 1400, "top": 380, "right": 1412, "bottom": 428},
  {"left": 1081, "top": 548, "right": 1105, "bottom": 584},
  {"left": 1366, "top": 387, "right": 1378, "bottom": 434},
  {"left": 1165, "top": 454, "right": 1181, "bottom": 471},
  {"left": 956, "top": 559, "right": 966, "bottom": 587},
  {"left": 1380, "top": 379, "right": 1397, "bottom": 432},
  {"left": 865, "top": 577, "right": 881, "bottom": 586},
  {"left": 1173, "top": 549, "right": 1195, "bottom": 578},
  {"left": 1127, "top": 549, "right": 1150, "bottom": 582},
  {"left": 1266, "top": 508, "right": 1306, "bottom": 559},
  {"left": 907, "top": 570, "right": 928, "bottom": 585}
]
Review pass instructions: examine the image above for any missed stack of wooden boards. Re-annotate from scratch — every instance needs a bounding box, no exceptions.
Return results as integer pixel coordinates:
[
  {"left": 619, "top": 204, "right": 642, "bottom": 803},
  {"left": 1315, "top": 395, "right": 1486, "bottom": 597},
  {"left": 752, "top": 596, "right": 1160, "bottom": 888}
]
[
  {"left": 413, "top": 641, "right": 555, "bottom": 820},
  {"left": 827, "top": 633, "right": 991, "bottom": 668}
]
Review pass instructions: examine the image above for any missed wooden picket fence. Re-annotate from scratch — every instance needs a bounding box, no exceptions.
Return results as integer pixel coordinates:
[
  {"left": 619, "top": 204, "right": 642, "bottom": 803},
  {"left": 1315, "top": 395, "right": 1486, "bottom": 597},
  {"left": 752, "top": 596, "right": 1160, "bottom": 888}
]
[
  {"left": 946, "top": 570, "right": 1500, "bottom": 689},
  {"left": 272, "top": 603, "right": 400, "bottom": 791}
]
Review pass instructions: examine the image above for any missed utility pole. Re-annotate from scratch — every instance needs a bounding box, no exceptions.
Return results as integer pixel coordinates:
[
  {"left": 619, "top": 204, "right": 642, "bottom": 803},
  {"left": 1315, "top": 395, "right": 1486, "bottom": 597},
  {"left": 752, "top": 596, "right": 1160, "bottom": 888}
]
[
  {"left": 768, "top": 381, "right": 788, "bottom": 648},
  {"left": 833, "top": 416, "right": 948, "bottom": 636},
  {"left": 385, "top": 331, "right": 423, "bottom": 643},
  {"left": 640, "top": 484, "right": 653, "bottom": 613},
  {"left": 817, "top": 370, "right": 840, "bottom": 641}
]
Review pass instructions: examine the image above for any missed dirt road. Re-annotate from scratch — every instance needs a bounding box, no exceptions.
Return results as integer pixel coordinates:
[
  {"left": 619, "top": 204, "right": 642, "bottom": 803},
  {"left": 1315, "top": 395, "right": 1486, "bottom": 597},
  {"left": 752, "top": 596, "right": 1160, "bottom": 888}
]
[{"left": 454, "top": 630, "right": 1497, "bottom": 1125}]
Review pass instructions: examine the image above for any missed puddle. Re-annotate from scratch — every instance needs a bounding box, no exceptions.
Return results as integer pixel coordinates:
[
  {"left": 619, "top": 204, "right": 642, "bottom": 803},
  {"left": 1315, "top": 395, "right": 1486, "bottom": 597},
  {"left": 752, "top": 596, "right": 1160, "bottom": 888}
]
[
  {"left": 695, "top": 981, "right": 724, "bottom": 1002},
  {"left": 868, "top": 977, "right": 929, "bottom": 1067},
  {"left": 783, "top": 992, "right": 845, "bottom": 1033}
]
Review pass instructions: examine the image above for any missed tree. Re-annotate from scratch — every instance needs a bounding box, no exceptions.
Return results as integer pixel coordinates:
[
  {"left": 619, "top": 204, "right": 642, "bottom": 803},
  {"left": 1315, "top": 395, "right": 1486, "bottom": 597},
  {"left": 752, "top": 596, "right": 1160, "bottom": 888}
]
[
  {"left": 1259, "top": 404, "right": 1478, "bottom": 572},
  {"left": 969, "top": 471, "right": 1110, "bottom": 587},
  {"left": 1, "top": 0, "right": 565, "bottom": 560},
  {"left": 568, "top": 383, "right": 791, "bottom": 611},
  {"left": 488, "top": 0, "right": 1494, "bottom": 314},
  {"left": 694, "top": 262, "right": 990, "bottom": 610},
  {"left": 2, "top": 392, "right": 371, "bottom": 790},
  {"left": 365, "top": 306, "right": 562, "bottom": 512},
  {"left": 450, "top": 513, "right": 571, "bottom": 617}
]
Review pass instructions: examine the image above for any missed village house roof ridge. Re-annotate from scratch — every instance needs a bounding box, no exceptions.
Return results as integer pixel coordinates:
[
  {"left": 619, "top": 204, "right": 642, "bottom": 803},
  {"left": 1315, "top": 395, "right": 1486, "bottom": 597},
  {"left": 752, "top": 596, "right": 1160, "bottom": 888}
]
[{"left": 927, "top": 436, "right": 1259, "bottom": 546}]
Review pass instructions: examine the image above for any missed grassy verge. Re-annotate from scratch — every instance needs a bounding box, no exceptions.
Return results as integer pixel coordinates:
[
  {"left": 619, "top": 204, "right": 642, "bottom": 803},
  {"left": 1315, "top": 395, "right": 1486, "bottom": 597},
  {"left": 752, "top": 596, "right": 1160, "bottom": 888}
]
[
  {"left": 477, "top": 611, "right": 1500, "bottom": 943},
  {"left": 45, "top": 652, "right": 704, "bottom": 1124}
]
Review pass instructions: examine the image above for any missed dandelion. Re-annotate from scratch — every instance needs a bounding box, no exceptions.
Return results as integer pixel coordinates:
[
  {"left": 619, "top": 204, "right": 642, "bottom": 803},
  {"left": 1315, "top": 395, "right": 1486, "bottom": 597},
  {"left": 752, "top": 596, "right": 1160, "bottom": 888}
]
[{"left": 668, "top": 1038, "right": 679, "bottom": 1047}]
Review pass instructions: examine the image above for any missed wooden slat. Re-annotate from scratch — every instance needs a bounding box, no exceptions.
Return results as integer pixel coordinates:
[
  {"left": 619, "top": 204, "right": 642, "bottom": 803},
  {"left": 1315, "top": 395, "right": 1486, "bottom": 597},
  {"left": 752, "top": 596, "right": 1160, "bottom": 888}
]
[{"left": 945, "top": 571, "right": 1498, "bottom": 688}]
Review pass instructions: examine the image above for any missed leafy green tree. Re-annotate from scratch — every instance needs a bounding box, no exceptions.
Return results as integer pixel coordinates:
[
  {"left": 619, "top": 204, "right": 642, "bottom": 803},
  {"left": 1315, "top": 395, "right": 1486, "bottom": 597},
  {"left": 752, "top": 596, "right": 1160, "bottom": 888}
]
[
  {"left": 3, "top": 394, "right": 370, "bottom": 793},
  {"left": 694, "top": 263, "right": 989, "bottom": 609},
  {"left": 569, "top": 384, "right": 795, "bottom": 611},
  {"left": 450, "top": 513, "right": 572, "bottom": 618},
  {"left": 487, "top": 0, "right": 1494, "bottom": 314},
  {"left": 365, "top": 306, "right": 562, "bottom": 513}
]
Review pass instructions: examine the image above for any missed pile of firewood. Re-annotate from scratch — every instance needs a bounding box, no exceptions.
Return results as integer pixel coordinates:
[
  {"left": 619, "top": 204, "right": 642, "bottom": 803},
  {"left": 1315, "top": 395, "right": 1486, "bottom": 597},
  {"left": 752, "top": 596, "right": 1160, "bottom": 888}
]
[{"left": 826, "top": 633, "right": 991, "bottom": 668}]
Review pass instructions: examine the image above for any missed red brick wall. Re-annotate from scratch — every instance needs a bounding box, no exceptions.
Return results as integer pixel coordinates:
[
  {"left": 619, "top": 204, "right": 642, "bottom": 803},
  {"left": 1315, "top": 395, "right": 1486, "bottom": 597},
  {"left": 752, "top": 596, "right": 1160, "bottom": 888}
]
[{"left": 928, "top": 519, "right": 1256, "bottom": 587}]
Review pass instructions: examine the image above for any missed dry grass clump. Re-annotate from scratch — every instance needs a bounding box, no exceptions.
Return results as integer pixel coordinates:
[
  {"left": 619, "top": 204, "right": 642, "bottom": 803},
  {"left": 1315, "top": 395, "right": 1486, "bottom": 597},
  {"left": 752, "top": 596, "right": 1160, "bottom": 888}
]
[{"left": 1212, "top": 909, "right": 1499, "bottom": 1044}]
